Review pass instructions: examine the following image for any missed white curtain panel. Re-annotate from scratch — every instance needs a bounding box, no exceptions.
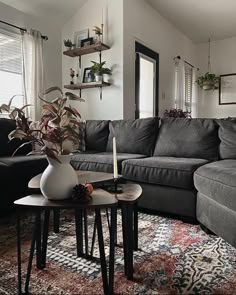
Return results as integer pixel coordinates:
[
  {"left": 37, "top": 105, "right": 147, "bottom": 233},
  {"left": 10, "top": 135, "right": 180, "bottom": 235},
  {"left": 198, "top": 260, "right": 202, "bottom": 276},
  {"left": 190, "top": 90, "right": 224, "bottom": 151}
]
[
  {"left": 174, "top": 59, "right": 185, "bottom": 110},
  {"left": 191, "top": 68, "right": 199, "bottom": 118},
  {"left": 22, "top": 29, "right": 45, "bottom": 120}
]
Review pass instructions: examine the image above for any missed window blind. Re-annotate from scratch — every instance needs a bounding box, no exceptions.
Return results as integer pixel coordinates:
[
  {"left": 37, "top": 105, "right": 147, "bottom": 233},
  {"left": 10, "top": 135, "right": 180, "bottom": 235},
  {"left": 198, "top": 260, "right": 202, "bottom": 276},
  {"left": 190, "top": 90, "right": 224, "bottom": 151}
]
[
  {"left": 0, "top": 29, "right": 23, "bottom": 109},
  {"left": 184, "top": 63, "right": 193, "bottom": 112}
]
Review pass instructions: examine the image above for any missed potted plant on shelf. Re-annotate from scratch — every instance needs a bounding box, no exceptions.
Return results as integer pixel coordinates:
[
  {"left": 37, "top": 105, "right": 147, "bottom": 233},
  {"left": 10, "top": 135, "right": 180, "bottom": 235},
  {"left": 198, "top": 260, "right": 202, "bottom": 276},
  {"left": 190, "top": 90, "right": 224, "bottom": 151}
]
[
  {"left": 0, "top": 86, "right": 85, "bottom": 200},
  {"left": 89, "top": 61, "right": 112, "bottom": 82},
  {"left": 64, "top": 39, "right": 73, "bottom": 50},
  {"left": 196, "top": 72, "right": 219, "bottom": 90},
  {"left": 164, "top": 108, "right": 191, "bottom": 118}
]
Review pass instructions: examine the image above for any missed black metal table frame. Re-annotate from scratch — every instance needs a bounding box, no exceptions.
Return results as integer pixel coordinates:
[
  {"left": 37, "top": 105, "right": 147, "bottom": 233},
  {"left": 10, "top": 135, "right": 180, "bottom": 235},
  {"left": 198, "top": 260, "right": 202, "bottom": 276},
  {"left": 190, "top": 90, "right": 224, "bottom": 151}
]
[
  {"left": 79, "top": 201, "right": 139, "bottom": 280},
  {"left": 16, "top": 205, "right": 117, "bottom": 295}
]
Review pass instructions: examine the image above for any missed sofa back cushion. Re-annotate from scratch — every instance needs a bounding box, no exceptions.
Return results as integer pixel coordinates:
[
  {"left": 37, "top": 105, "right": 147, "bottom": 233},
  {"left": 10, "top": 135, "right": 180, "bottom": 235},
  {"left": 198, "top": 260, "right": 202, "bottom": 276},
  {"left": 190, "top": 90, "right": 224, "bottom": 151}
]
[
  {"left": 106, "top": 117, "right": 159, "bottom": 156},
  {"left": 217, "top": 119, "right": 236, "bottom": 159},
  {"left": 85, "top": 120, "right": 110, "bottom": 151},
  {"left": 153, "top": 118, "right": 219, "bottom": 160},
  {"left": 0, "top": 118, "right": 32, "bottom": 156}
]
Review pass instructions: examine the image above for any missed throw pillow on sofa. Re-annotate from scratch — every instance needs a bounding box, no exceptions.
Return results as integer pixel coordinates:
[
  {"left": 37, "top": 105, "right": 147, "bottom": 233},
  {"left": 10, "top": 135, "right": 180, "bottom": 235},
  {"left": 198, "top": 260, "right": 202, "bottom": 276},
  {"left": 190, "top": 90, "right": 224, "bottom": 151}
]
[
  {"left": 218, "top": 119, "right": 236, "bottom": 159},
  {"left": 85, "top": 120, "right": 110, "bottom": 152},
  {"left": 154, "top": 118, "right": 219, "bottom": 160},
  {"left": 106, "top": 117, "right": 159, "bottom": 156}
]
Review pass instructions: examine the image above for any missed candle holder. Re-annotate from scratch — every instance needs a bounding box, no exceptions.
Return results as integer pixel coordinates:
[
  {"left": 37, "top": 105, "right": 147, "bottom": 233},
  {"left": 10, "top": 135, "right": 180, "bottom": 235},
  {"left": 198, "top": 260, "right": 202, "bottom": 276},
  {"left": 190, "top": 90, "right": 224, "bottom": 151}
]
[{"left": 106, "top": 176, "right": 123, "bottom": 194}]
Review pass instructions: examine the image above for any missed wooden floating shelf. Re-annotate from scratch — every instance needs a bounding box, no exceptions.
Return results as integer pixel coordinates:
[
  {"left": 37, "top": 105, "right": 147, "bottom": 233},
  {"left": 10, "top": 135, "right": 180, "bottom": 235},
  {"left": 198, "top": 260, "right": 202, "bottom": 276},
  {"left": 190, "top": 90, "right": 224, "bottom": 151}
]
[
  {"left": 63, "top": 42, "right": 110, "bottom": 57},
  {"left": 64, "top": 81, "right": 111, "bottom": 90}
]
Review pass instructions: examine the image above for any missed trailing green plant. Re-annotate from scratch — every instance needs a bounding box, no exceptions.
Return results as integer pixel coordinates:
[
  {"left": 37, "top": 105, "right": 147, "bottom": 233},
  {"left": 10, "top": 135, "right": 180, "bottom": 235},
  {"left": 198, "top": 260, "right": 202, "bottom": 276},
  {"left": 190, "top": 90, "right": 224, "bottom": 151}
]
[
  {"left": 196, "top": 72, "right": 219, "bottom": 89},
  {"left": 64, "top": 39, "right": 73, "bottom": 48},
  {"left": 0, "top": 87, "right": 84, "bottom": 162},
  {"left": 164, "top": 108, "right": 191, "bottom": 118},
  {"left": 89, "top": 61, "right": 112, "bottom": 76}
]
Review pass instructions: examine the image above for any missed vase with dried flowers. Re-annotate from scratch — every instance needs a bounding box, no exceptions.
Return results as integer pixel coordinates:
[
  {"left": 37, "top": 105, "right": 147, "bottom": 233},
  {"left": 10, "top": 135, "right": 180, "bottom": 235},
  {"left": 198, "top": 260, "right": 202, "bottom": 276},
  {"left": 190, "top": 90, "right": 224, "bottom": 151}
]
[
  {"left": 0, "top": 86, "right": 85, "bottom": 200},
  {"left": 93, "top": 26, "right": 102, "bottom": 43}
]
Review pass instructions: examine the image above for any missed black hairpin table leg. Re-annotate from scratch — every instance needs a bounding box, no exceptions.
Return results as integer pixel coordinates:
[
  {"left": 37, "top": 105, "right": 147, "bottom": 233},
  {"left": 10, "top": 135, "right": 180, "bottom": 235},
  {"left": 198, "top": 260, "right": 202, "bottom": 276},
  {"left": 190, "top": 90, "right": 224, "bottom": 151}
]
[
  {"left": 35, "top": 210, "right": 43, "bottom": 270},
  {"left": 16, "top": 208, "right": 22, "bottom": 295},
  {"left": 53, "top": 209, "right": 60, "bottom": 233},
  {"left": 25, "top": 211, "right": 38, "bottom": 293},
  {"left": 133, "top": 203, "right": 138, "bottom": 251},
  {"left": 121, "top": 204, "right": 128, "bottom": 277},
  {"left": 75, "top": 208, "right": 83, "bottom": 257},
  {"left": 96, "top": 209, "right": 109, "bottom": 294},
  {"left": 108, "top": 206, "right": 117, "bottom": 294},
  {"left": 41, "top": 209, "right": 50, "bottom": 268}
]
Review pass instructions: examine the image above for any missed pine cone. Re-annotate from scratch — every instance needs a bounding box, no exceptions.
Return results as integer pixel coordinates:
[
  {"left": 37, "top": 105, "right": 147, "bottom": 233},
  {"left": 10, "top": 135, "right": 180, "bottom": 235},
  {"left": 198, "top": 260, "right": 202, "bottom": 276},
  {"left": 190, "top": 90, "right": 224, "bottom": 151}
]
[{"left": 71, "top": 184, "right": 91, "bottom": 204}]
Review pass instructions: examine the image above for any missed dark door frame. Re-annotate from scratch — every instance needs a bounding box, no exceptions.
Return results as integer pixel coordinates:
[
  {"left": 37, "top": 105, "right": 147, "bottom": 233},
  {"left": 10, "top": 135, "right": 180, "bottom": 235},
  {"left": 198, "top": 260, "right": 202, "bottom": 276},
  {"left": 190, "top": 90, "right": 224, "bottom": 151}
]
[{"left": 135, "top": 41, "right": 159, "bottom": 119}]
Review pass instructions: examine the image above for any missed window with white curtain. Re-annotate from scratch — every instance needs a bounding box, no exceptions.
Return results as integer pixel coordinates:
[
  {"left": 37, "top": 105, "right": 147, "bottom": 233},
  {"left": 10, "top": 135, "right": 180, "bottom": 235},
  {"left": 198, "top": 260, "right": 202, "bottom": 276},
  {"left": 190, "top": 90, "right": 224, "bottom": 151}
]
[
  {"left": 175, "top": 59, "right": 194, "bottom": 113},
  {"left": 0, "top": 29, "right": 23, "bottom": 109},
  {"left": 184, "top": 63, "right": 193, "bottom": 112}
]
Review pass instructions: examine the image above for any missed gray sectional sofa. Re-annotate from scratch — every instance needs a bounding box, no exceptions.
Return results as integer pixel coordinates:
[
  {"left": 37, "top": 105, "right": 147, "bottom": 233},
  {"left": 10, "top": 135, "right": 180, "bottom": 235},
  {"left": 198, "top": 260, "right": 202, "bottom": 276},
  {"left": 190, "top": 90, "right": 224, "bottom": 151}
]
[
  {"left": 71, "top": 117, "right": 236, "bottom": 247},
  {"left": 0, "top": 117, "right": 235, "bottom": 247}
]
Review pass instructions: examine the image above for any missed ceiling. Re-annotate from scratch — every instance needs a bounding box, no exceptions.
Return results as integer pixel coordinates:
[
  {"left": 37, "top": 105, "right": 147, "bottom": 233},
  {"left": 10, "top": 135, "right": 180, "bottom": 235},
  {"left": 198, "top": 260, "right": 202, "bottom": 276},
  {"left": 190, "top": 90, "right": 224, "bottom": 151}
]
[
  {"left": 1, "top": 0, "right": 236, "bottom": 43},
  {"left": 146, "top": 0, "right": 236, "bottom": 43},
  {"left": 0, "top": 0, "right": 87, "bottom": 23}
]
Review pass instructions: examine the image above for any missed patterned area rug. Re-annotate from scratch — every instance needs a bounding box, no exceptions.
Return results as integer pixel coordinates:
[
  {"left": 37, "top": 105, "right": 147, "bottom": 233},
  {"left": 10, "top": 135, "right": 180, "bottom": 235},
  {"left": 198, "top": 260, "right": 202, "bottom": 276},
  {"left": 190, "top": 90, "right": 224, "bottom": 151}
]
[{"left": 0, "top": 210, "right": 236, "bottom": 294}]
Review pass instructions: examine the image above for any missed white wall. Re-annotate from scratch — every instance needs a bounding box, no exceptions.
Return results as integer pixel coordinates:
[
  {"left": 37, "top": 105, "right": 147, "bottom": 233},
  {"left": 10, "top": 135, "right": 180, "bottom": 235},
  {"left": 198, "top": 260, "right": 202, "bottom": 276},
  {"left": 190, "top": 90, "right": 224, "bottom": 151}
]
[
  {"left": 0, "top": 2, "right": 62, "bottom": 93},
  {"left": 196, "top": 37, "right": 236, "bottom": 118},
  {"left": 123, "top": 0, "right": 197, "bottom": 119},
  {"left": 62, "top": 0, "right": 123, "bottom": 120}
]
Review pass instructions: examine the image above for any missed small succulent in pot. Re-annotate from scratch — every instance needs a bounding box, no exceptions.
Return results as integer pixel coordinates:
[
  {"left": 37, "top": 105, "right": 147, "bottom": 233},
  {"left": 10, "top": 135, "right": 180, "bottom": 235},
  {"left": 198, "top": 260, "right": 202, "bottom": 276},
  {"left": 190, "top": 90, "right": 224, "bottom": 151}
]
[
  {"left": 64, "top": 39, "right": 73, "bottom": 50},
  {"left": 196, "top": 72, "right": 219, "bottom": 90},
  {"left": 164, "top": 108, "right": 191, "bottom": 118},
  {"left": 0, "top": 86, "right": 85, "bottom": 162},
  {"left": 89, "top": 61, "right": 112, "bottom": 82}
]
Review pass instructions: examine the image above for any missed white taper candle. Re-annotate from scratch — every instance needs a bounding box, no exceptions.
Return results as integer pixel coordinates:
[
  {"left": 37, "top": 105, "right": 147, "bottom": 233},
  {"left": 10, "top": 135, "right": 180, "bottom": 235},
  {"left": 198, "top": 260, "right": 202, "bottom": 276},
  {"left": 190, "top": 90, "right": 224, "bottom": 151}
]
[{"left": 113, "top": 137, "right": 118, "bottom": 179}]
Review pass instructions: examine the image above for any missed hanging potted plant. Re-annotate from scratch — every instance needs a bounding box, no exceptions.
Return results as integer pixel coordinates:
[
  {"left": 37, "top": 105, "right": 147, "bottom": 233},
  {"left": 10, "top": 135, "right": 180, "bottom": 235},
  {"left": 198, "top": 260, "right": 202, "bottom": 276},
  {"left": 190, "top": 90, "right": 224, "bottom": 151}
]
[
  {"left": 196, "top": 72, "right": 219, "bottom": 90},
  {"left": 196, "top": 38, "right": 219, "bottom": 91},
  {"left": 90, "top": 61, "right": 112, "bottom": 82}
]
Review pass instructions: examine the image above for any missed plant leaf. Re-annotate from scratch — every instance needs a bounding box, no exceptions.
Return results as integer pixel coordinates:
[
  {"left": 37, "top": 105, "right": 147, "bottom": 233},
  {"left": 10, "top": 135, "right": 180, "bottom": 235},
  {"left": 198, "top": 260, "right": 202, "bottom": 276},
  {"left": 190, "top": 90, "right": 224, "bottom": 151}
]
[
  {"left": 43, "top": 86, "right": 63, "bottom": 96},
  {"left": 8, "top": 129, "right": 27, "bottom": 140},
  {"left": 42, "top": 146, "right": 61, "bottom": 163},
  {"left": 65, "top": 92, "right": 85, "bottom": 102},
  {"left": 12, "top": 141, "right": 33, "bottom": 157}
]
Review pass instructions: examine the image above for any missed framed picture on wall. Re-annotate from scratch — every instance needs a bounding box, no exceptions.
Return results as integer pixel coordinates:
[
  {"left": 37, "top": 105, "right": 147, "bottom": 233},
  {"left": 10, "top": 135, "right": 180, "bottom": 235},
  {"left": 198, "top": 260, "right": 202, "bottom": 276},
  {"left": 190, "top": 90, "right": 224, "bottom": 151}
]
[
  {"left": 74, "top": 29, "right": 89, "bottom": 48},
  {"left": 83, "top": 67, "right": 94, "bottom": 83},
  {"left": 81, "top": 37, "right": 94, "bottom": 47},
  {"left": 219, "top": 73, "right": 236, "bottom": 105}
]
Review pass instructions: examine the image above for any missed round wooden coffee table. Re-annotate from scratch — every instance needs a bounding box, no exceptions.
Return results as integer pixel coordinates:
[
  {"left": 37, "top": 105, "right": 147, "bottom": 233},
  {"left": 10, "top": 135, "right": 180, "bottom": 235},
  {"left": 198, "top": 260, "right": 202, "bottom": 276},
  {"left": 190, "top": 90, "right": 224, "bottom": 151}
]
[
  {"left": 27, "top": 172, "right": 142, "bottom": 281},
  {"left": 14, "top": 189, "right": 118, "bottom": 295},
  {"left": 28, "top": 171, "right": 115, "bottom": 233},
  {"left": 29, "top": 170, "right": 115, "bottom": 193}
]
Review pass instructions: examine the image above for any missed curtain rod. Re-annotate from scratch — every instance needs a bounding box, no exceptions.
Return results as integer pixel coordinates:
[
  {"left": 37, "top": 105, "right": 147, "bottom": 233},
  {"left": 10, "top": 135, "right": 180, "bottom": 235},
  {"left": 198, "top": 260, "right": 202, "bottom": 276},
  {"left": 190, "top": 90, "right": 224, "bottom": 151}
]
[
  {"left": 175, "top": 55, "right": 199, "bottom": 70},
  {"left": 0, "top": 19, "right": 48, "bottom": 40}
]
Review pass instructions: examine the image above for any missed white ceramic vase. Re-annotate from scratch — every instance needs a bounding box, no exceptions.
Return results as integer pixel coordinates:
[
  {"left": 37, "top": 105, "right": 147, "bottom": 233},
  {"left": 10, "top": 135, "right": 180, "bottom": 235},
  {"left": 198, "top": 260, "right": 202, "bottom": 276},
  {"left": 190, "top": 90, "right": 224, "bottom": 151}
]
[
  {"left": 95, "top": 74, "right": 103, "bottom": 82},
  {"left": 40, "top": 154, "right": 78, "bottom": 200}
]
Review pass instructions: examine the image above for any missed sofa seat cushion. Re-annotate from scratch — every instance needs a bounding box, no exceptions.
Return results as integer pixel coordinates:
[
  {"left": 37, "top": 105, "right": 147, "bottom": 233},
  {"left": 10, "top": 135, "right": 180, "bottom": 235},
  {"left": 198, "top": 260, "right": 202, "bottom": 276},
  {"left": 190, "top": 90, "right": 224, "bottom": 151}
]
[
  {"left": 122, "top": 157, "right": 209, "bottom": 189},
  {"left": 194, "top": 160, "right": 236, "bottom": 211},
  {"left": 71, "top": 152, "right": 146, "bottom": 173},
  {"left": 154, "top": 118, "right": 219, "bottom": 160}
]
